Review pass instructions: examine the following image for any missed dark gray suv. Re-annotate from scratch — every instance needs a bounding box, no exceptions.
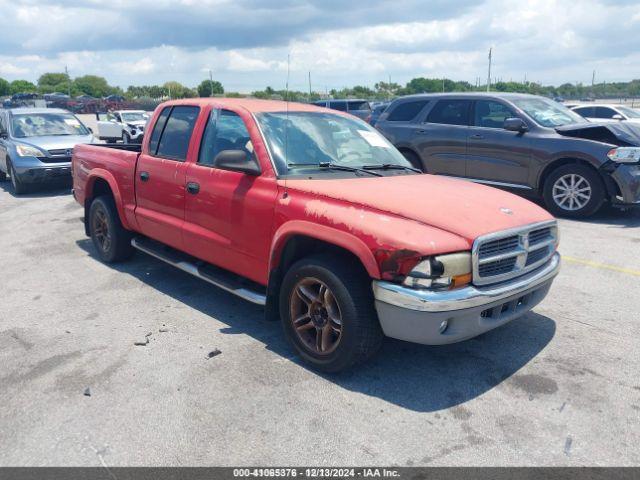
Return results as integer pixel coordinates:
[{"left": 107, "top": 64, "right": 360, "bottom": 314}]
[{"left": 375, "top": 93, "right": 640, "bottom": 217}]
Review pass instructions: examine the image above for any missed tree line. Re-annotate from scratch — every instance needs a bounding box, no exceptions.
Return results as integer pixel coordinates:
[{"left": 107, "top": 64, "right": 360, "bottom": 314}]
[{"left": 2, "top": 71, "right": 640, "bottom": 101}]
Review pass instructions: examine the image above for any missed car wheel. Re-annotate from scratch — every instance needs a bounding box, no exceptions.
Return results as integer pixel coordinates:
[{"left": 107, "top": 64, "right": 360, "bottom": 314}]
[
  {"left": 543, "top": 164, "right": 605, "bottom": 218},
  {"left": 89, "top": 195, "right": 134, "bottom": 263},
  {"left": 279, "top": 253, "right": 383, "bottom": 372},
  {"left": 401, "top": 150, "right": 424, "bottom": 172},
  {"left": 8, "top": 159, "right": 28, "bottom": 194}
]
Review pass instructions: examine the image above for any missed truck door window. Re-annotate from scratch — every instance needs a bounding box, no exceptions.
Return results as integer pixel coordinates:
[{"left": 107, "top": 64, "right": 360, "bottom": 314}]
[
  {"left": 154, "top": 106, "right": 200, "bottom": 161},
  {"left": 473, "top": 100, "right": 515, "bottom": 128},
  {"left": 198, "top": 109, "right": 254, "bottom": 166},
  {"left": 148, "top": 107, "right": 171, "bottom": 154},
  {"left": 426, "top": 100, "right": 471, "bottom": 126}
]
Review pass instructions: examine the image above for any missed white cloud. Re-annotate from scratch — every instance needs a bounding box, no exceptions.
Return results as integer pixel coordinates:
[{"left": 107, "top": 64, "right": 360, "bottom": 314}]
[{"left": 0, "top": 0, "right": 638, "bottom": 91}]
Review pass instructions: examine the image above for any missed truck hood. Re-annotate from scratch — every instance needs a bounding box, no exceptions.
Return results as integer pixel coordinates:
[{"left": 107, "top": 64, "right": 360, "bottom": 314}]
[
  {"left": 283, "top": 174, "right": 553, "bottom": 242},
  {"left": 556, "top": 121, "right": 640, "bottom": 146}
]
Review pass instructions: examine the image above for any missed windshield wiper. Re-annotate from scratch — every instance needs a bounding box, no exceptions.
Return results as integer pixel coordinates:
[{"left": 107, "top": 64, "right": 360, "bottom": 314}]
[
  {"left": 362, "top": 163, "right": 422, "bottom": 173},
  {"left": 287, "top": 162, "right": 382, "bottom": 177}
]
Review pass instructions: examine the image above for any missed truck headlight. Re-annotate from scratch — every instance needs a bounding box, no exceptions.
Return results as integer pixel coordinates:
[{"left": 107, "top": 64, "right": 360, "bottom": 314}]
[
  {"left": 607, "top": 147, "right": 640, "bottom": 163},
  {"left": 403, "top": 252, "right": 472, "bottom": 290},
  {"left": 16, "top": 144, "right": 46, "bottom": 157}
]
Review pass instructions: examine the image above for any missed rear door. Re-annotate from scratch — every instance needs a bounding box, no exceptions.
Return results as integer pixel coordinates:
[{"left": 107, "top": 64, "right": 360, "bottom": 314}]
[
  {"left": 134, "top": 105, "right": 201, "bottom": 250},
  {"left": 182, "top": 108, "right": 278, "bottom": 284},
  {"left": 97, "top": 113, "right": 122, "bottom": 139},
  {"left": 413, "top": 98, "right": 470, "bottom": 176},
  {"left": 465, "top": 99, "right": 532, "bottom": 187}
]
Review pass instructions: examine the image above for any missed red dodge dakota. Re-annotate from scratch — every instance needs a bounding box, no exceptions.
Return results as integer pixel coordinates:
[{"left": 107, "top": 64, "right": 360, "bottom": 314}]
[{"left": 72, "top": 98, "right": 561, "bottom": 372}]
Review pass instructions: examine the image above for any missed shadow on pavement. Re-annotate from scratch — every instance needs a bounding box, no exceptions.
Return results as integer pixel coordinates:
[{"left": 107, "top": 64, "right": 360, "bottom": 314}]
[
  {"left": 0, "top": 180, "right": 72, "bottom": 198},
  {"left": 76, "top": 238, "right": 556, "bottom": 413}
]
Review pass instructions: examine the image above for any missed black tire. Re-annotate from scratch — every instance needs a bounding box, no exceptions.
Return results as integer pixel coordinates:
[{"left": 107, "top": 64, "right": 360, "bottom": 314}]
[
  {"left": 0, "top": 167, "right": 6, "bottom": 182},
  {"left": 7, "top": 159, "right": 28, "bottom": 194},
  {"left": 542, "top": 164, "right": 605, "bottom": 218},
  {"left": 89, "top": 195, "right": 134, "bottom": 263},
  {"left": 279, "top": 253, "right": 383, "bottom": 372},
  {"left": 400, "top": 150, "right": 424, "bottom": 171}
]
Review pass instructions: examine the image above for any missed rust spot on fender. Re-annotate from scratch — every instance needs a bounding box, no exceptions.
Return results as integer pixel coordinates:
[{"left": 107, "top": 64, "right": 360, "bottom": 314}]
[{"left": 375, "top": 248, "right": 421, "bottom": 281}]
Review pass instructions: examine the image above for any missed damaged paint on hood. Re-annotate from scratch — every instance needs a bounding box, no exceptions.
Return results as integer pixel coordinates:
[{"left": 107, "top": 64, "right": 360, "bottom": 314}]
[{"left": 282, "top": 174, "right": 553, "bottom": 243}]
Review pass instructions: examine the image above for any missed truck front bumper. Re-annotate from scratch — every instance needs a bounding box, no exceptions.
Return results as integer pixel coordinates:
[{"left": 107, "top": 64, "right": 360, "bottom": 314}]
[{"left": 372, "top": 253, "right": 560, "bottom": 345}]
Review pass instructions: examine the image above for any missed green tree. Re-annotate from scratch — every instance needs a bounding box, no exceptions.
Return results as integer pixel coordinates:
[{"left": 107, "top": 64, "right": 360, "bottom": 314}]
[
  {"left": 9, "top": 80, "right": 38, "bottom": 95},
  {"left": 37, "top": 72, "right": 71, "bottom": 93},
  {"left": 0, "top": 77, "right": 10, "bottom": 96},
  {"left": 73, "top": 75, "right": 112, "bottom": 97},
  {"left": 197, "top": 79, "right": 224, "bottom": 97}
]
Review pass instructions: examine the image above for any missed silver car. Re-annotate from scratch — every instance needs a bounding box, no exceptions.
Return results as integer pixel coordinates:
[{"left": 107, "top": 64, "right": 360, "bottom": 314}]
[{"left": 0, "top": 108, "right": 94, "bottom": 194}]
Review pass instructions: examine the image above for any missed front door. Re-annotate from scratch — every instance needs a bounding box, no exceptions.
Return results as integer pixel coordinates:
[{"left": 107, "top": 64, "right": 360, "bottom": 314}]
[
  {"left": 465, "top": 99, "right": 532, "bottom": 187},
  {"left": 182, "top": 108, "right": 278, "bottom": 285},
  {"left": 134, "top": 105, "right": 201, "bottom": 250}
]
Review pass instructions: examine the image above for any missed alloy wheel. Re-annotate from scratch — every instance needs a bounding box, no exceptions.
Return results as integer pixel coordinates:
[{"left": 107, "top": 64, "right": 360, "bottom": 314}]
[
  {"left": 92, "top": 207, "right": 112, "bottom": 253},
  {"left": 289, "top": 277, "right": 343, "bottom": 355},
  {"left": 552, "top": 173, "right": 592, "bottom": 211}
]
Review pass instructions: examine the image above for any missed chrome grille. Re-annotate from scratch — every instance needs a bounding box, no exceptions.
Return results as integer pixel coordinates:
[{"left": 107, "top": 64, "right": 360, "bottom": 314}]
[{"left": 472, "top": 221, "right": 558, "bottom": 286}]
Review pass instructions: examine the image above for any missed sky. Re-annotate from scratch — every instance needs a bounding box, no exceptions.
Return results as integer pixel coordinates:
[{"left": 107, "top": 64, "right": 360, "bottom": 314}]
[{"left": 0, "top": 0, "right": 639, "bottom": 92}]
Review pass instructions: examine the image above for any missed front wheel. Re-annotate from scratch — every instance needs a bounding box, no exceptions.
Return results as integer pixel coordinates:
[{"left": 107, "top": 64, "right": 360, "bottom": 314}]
[
  {"left": 89, "top": 196, "right": 134, "bottom": 263},
  {"left": 542, "top": 164, "right": 605, "bottom": 218},
  {"left": 8, "top": 159, "right": 28, "bottom": 194},
  {"left": 279, "top": 254, "right": 383, "bottom": 372}
]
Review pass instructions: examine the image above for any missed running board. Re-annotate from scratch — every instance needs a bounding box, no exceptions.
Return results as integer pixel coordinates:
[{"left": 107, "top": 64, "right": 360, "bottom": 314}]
[{"left": 131, "top": 237, "right": 267, "bottom": 305}]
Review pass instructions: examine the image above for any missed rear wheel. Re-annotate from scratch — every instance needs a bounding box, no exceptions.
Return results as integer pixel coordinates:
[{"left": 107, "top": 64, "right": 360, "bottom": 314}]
[
  {"left": 400, "top": 150, "right": 424, "bottom": 171},
  {"left": 89, "top": 195, "right": 134, "bottom": 263},
  {"left": 8, "top": 159, "right": 28, "bottom": 194},
  {"left": 279, "top": 254, "right": 383, "bottom": 372},
  {"left": 543, "top": 164, "right": 605, "bottom": 218}
]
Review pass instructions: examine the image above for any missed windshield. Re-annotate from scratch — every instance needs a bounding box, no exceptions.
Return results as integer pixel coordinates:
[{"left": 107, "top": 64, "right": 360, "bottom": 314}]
[
  {"left": 512, "top": 97, "right": 586, "bottom": 127},
  {"left": 11, "top": 113, "right": 89, "bottom": 138},
  {"left": 256, "top": 111, "right": 412, "bottom": 175},
  {"left": 121, "top": 112, "right": 147, "bottom": 122},
  {"left": 617, "top": 106, "right": 640, "bottom": 119}
]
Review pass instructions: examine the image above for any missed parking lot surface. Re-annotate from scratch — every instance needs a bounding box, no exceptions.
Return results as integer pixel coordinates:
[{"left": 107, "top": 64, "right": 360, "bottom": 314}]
[{"left": 0, "top": 183, "right": 639, "bottom": 466}]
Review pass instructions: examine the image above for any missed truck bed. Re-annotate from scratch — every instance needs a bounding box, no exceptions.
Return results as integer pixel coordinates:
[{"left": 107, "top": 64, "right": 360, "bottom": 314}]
[{"left": 72, "top": 143, "right": 141, "bottom": 224}]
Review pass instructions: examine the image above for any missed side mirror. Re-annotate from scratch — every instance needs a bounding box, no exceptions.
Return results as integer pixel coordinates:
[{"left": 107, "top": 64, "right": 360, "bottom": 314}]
[
  {"left": 612, "top": 114, "right": 624, "bottom": 121},
  {"left": 213, "top": 150, "right": 261, "bottom": 176},
  {"left": 504, "top": 117, "right": 528, "bottom": 133}
]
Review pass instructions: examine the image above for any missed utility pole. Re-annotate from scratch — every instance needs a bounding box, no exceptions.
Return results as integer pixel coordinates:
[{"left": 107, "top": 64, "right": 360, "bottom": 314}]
[
  {"left": 308, "top": 71, "right": 312, "bottom": 97},
  {"left": 209, "top": 69, "right": 214, "bottom": 97},
  {"left": 65, "top": 66, "right": 71, "bottom": 97},
  {"left": 486, "top": 47, "right": 492, "bottom": 92},
  {"left": 442, "top": 78, "right": 445, "bottom": 92}
]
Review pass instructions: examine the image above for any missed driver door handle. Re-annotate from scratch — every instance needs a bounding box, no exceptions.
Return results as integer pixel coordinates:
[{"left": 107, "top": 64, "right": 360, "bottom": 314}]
[
  {"left": 470, "top": 134, "right": 484, "bottom": 140},
  {"left": 139, "top": 171, "right": 150, "bottom": 182},
  {"left": 186, "top": 182, "right": 200, "bottom": 195}
]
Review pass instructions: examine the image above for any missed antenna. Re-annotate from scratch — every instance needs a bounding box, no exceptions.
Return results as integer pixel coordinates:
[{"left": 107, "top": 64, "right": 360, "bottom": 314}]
[{"left": 283, "top": 54, "right": 291, "bottom": 194}]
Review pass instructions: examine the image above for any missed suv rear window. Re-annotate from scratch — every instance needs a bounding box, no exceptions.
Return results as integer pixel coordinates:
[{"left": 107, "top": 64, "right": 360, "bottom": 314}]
[
  {"left": 386, "top": 100, "right": 429, "bottom": 122},
  {"left": 426, "top": 100, "right": 471, "bottom": 126},
  {"left": 154, "top": 106, "right": 200, "bottom": 161}
]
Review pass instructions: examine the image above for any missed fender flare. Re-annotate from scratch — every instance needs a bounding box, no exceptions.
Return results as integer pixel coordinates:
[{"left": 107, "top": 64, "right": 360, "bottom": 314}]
[
  {"left": 269, "top": 220, "right": 381, "bottom": 279},
  {"left": 85, "top": 169, "right": 132, "bottom": 230}
]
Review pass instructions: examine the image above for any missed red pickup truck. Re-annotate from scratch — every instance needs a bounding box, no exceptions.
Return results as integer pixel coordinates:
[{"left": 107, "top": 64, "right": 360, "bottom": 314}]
[{"left": 72, "top": 98, "right": 561, "bottom": 372}]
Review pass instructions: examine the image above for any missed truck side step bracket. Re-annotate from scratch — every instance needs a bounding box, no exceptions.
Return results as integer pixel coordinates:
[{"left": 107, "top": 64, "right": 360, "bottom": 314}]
[{"left": 131, "top": 237, "right": 267, "bottom": 306}]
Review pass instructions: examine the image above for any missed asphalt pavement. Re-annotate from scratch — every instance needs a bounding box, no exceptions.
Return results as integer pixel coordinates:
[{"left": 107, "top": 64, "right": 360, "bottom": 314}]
[{"left": 0, "top": 183, "right": 639, "bottom": 466}]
